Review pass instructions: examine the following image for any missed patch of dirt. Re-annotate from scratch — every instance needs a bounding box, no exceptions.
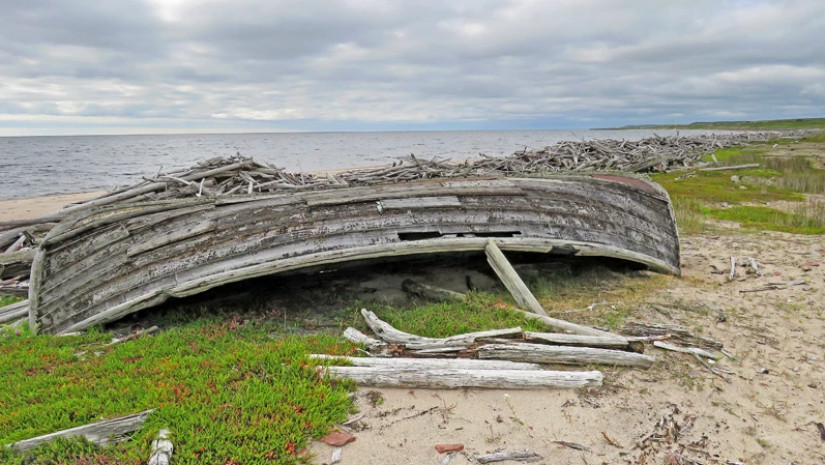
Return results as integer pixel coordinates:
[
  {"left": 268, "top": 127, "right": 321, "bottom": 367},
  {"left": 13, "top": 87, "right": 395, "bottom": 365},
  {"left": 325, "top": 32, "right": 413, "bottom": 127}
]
[{"left": 310, "top": 231, "right": 825, "bottom": 465}]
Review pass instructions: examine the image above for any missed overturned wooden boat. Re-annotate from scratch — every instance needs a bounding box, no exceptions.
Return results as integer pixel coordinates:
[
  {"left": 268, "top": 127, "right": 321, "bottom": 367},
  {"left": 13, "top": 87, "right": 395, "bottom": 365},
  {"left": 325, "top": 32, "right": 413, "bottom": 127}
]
[{"left": 29, "top": 175, "right": 679, "bottom": 334}]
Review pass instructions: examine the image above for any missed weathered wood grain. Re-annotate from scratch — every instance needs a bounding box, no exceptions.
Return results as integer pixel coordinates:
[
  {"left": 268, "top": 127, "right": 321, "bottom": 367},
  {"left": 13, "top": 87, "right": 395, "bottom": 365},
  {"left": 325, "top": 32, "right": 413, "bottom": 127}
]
[
  {"left": 309, "top": 354, "right": 544, "bottom": 371},
  {"left": 484, "top": 239, "right": 549, "bottom": 317},
  {"left": 6, "top": 410, "right": 154, "bottom": 452},
  {"left": 322, "top": 366, "right": 603, "bottom": 389},
  {"left": 478, "top": 343, "right": 655, "bottom": 368}
]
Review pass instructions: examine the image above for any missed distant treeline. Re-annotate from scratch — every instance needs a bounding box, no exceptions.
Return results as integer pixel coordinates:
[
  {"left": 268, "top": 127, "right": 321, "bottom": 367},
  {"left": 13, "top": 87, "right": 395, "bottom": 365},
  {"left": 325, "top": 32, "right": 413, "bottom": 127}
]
[{"left": 602, "top": 117, "right": 825, "bottom": 131}]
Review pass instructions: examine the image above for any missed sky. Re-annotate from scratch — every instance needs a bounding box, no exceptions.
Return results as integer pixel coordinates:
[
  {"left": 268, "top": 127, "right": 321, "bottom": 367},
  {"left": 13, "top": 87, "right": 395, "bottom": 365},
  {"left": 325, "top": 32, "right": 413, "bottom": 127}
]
[{"left": 1, "top": 0, "right": 824, "bottom": 136}]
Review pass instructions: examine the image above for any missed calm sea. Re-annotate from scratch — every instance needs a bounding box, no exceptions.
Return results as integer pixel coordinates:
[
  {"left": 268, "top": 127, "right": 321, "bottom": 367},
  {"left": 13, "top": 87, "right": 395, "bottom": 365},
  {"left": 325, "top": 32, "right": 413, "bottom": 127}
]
[{"left": 0, "top": 129, "right": 723, "bottom": 200}]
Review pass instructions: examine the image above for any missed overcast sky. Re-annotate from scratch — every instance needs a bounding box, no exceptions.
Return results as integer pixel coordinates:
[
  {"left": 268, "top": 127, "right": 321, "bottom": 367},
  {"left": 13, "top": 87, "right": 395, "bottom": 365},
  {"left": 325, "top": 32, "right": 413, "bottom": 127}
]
[{"left": 1, "top": 0, "right": 823, "bottom": 136}]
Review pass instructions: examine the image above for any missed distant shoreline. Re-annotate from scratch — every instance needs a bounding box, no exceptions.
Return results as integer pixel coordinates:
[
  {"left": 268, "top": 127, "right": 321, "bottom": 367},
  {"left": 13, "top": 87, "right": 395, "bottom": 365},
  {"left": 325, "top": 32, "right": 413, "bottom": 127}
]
[{"left": 598, "top": 117, "right": 825, "bottom": 131}]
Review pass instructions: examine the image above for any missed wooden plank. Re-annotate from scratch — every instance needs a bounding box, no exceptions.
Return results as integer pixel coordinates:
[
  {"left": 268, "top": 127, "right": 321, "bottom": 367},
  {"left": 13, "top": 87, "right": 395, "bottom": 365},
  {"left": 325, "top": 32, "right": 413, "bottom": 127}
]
[
  {"left": 127, "top": 220, "right": 215, "bottom": 257},
  {"left": 7, "top": 410, "right": 154, "bottom": 452},
  {"left": 323, "top": 366, "right": 603, "bottom": 389},
  {"left": 381, "top": 196, "right": 462, "bottom": 210},
  {"left": 484, "top": 239, "right": 549, "bottom": 317},
  {"left": 477, "top": 343, "right": 655, "bottom": 368}
]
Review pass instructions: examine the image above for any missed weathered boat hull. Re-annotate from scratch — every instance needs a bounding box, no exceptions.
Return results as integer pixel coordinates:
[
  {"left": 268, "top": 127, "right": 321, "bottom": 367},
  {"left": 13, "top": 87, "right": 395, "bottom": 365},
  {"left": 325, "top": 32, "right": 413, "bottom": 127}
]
[{"left": 29, "top": 175, "right": 679, "bottom": 334}]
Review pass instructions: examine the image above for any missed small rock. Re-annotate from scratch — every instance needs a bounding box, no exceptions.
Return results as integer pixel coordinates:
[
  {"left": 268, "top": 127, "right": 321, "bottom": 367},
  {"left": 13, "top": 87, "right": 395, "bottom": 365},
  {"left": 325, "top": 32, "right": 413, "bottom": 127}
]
[
  {"left": 759, "top": 367, "right": 770, "bottom": 375},
  {"left": 322, "top": 431, "right": 356, "bottom": 447},
  {"left": 730, "top": 175, "right": 740, "bottom": 183},
  {"left": 435, "top": 444, "right": 464, "bottom": 454}
]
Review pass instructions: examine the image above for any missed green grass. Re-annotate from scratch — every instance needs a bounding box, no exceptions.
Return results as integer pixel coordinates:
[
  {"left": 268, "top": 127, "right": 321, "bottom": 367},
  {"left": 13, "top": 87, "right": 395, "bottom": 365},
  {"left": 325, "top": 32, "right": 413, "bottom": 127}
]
[
  {"left": 652, "top": 136, "right": 825, "bottom": 235},
  {"left": 0, "top": 317, "right": 357, "bottom": 465},
  {"left": 708, "top": 205, "right": 825, "bottom": 235},
  {"left": 353, "top": 292, "right": 546, "bottom": 337}
]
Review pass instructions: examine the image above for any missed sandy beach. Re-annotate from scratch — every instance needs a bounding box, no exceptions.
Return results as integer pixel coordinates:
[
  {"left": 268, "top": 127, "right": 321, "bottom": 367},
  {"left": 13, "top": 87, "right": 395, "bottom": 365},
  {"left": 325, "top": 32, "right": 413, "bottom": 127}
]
[{"left": 0, "top": 192, "right": 104, "bottom": 222}]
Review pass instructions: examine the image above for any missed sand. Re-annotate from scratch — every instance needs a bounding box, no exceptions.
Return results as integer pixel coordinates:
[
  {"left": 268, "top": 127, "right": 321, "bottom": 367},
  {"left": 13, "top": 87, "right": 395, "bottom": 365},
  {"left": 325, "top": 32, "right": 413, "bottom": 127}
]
[
  {"left": 310, "top": 231, "right": 825, "bottom": 465},
  {"left": 0, "top": 192, "right": 104, "bottom": 222}
]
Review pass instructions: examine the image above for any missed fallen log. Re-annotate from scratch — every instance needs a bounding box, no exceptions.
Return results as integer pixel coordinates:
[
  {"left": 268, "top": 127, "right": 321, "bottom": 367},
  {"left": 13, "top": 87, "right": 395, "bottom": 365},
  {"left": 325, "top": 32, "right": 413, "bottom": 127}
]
[
  {"left": 477, "top": 343, "right": 655, "bottom": 368},
  {"left": 6, "top": 410, "right": 154, "bottom": 452},
  {"left": 484, "top": 239, "right": 548, "bottom": 317},
  {"left": 401, "top": 279, "right": 465, "bottom": 302},
  {"left": 323, "top": 366, "right": 603, "bottom": 389},
  {"left": 309, "top": 354, "right": 543, "bottom": 371}
]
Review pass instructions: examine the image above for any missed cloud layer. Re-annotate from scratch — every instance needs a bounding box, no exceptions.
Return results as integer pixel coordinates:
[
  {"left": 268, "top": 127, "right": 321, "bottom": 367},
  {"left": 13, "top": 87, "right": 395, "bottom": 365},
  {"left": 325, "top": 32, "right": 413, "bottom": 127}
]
[{"left": 1, "top": 0, "right": 823, "bottom": 135}]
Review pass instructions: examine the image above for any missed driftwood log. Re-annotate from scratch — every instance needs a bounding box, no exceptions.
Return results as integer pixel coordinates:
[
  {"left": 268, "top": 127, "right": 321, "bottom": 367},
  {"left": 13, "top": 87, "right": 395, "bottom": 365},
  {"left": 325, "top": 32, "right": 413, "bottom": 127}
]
[
  {"left": 484, "top": 239, "right": 548, "bottom": 317},
  {"left": 6, "top": 410, "right": 154, "bottom": 452},
  {"left": 478, "top": 343, "right": 655, "bottom": 368},
  {"left": 323, "top": 366, "right": 603, "bottom": 389},
  {"left": 524, "top": 331, "right": 629, "bottom": 349},
  {"left": 0, "top": 250, "right": 33, "bottom": 279},
  {"left": 0, "top": 299, "right": 29, "bottom": 325},
  {"left": 475, "top": 450, "right": 543, "bottom": 463},
  {"left": 622, "top": 322, "right": 723, "bottom": 350},
  {"left": 309, "top": 354, "right": 544, "bottom": 371}
]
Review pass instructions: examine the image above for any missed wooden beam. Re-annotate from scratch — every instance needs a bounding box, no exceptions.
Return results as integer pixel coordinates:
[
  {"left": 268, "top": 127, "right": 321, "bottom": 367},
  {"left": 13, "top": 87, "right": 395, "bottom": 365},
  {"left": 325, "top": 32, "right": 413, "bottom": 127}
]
[{"left": 484, "top": 239, "right": 549, "bottom": 317}]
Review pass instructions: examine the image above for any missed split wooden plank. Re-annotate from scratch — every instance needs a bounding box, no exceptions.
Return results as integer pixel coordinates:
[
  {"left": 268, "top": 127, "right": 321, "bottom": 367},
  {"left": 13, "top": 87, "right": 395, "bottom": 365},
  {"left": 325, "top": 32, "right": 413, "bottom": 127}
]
[
  {"left": 323, "top": 366, "right": 603, "bottom": 389},
  {"left": 6, "top": 410, "right": 154, "bottom": 452},
  {"left": 484, "top": 239, "right": 549, "bottom": 317},
  {"left": 309, "top": 354, "right": 544, "bottom": 371},
  {"left": 478, "top": 343, "right": 655, "bottom": 368}
]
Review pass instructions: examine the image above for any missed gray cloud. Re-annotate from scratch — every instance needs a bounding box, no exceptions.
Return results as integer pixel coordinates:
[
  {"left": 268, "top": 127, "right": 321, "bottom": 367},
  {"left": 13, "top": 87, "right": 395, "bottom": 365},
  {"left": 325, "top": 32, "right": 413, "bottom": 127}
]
[{"left": 0, "top": 0, "right": 823, "bottom": 135}]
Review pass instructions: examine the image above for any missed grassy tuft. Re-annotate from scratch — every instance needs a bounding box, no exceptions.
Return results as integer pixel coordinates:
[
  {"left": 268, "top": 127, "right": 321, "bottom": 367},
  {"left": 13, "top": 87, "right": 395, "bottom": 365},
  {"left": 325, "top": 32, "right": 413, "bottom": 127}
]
[
  {"left": 708, "top": 205, "right": 825, "bottom": 235},
  {"left": 0, "top": 318, "right": 357, "bottom": 465},
  {"left": 353, "top": 292, "right": 546, "bottom": 337}
]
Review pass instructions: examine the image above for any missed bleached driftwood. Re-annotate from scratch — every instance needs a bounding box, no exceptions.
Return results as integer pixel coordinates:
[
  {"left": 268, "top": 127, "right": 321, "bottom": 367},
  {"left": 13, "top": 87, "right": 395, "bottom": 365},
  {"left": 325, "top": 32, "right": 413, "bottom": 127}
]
[
  {"left": 0, "top": 249, "right": 33, "bottom": 279},
  {"left": 477, "top": 343, "right": 655, "bottom": 368},
  {"left": 729, "top": 256, "right": 736, "bottom": 281},
  {"left": 310, "top": 354, "right": 543, "bottom": 371},
  {"left": 401, "top": 279, "right": 465, "bottom": 302},
  {"left": 0, "top": 299, "right": 29, "bottom": 325},
  {"left": 699, "top": 163, "right": 760, "bottom": 172},
  {"left": 524, "top": 331, "right": 629, "bottom": 349},
  {"left": 360, "top": 309, "right": 521, "bottom": 350},
  {"left": 343, "top": 327, "right": 387, "bottom": 351},
  {"left": 623, "top": 322, "right": 723, "bottom": 350},
  {"left": 148, "top": 428, "right": 173, "bottom": 465},
  {"left": 323, "top": 366, "right": 603, "bottom": 389},
  {"left": 7, "top": 410, "right": 154, "bottom": 452},
  {"left": 514, "top": 309, "right": 628, "bottom": 340},
  {"left": 653, "top": 341, "right": 719, "bottom": 360},
  {"left": 484, "top": 239, "right": 549, "bottom": 317},
  {"left": 475, "top": 450, "right": 542, "bottom": 463}
]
